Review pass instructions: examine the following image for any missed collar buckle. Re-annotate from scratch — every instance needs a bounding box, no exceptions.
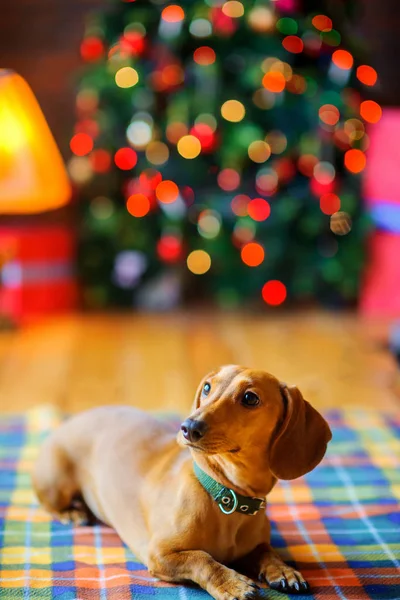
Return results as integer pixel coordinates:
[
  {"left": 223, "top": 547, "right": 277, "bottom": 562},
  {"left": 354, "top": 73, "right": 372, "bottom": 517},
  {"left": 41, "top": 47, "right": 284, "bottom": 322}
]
[{"left": 218, "top": 488, "right": 238, "bottom": 515}]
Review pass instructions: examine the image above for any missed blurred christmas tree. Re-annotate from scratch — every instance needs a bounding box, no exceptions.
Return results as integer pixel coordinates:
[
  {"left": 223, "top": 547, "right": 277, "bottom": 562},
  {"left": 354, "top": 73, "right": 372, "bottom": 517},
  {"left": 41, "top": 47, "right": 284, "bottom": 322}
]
[{"left": 70, "top": 0, "right": 377, "bottom": 310}]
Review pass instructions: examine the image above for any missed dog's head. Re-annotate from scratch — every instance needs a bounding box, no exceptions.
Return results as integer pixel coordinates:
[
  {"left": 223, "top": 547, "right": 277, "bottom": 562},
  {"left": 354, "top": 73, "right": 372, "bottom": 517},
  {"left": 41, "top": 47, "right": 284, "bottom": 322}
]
[{"left": 178, "top": 365, "right": 332, "bottom": 480}]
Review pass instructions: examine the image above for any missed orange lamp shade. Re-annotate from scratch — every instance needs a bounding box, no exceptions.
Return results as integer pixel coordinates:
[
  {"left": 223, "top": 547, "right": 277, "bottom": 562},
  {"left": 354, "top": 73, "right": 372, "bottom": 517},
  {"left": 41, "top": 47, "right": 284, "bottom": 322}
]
[{"left": 0, "top": 69, "right": 71, "bottom": 214}]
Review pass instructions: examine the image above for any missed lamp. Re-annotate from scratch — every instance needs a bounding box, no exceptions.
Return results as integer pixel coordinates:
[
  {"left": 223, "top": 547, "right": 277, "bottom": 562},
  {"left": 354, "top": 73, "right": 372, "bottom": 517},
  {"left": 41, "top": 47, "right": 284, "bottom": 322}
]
[
  {"left": 0, "top": 69, "right": 71, "bottom": 214},
  {"left": 0, "top": 70, "right": 76, "bottom": 324}
]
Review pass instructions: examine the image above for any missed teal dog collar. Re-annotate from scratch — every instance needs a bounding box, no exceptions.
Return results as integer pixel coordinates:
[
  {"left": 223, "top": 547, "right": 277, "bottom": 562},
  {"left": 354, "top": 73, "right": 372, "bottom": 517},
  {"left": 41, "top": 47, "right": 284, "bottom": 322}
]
[{"left": 193, "top": 462, "right": 266, "bottom": 516}]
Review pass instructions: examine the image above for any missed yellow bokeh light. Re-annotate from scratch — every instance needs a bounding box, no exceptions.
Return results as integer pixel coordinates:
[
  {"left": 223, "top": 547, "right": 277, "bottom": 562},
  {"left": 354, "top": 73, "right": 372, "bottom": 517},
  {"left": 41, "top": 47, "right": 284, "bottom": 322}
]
[
  {"left": 177, "top": 135, "right": 201, "bottom": 159},
  {"left": 248, "top": 141, "right": 271, "bottom": 163},
  {"left": 222, "top": 1, "right": 244, "bottom": 18},
  {"left": 221, "top": 99, "right": 245, "bottom": 122},
  {"left": 145, "top": 141, "right": 170, "bottom": 165},
  {"left": 115, "top": 67, "right": 139, "bottom": 89},
  {"left": 247, "top": 6, "right": 275, "bottom": 32},
  {"left": 187, "top": 249, "right": 211, "bottom": 275}
]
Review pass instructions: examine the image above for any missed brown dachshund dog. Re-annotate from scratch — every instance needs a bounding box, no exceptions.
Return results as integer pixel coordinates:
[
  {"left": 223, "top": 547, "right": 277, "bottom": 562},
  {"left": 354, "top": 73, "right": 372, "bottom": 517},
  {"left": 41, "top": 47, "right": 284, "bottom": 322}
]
[{"left": 33, "top": 365, "right": 331, "bottom": 598}]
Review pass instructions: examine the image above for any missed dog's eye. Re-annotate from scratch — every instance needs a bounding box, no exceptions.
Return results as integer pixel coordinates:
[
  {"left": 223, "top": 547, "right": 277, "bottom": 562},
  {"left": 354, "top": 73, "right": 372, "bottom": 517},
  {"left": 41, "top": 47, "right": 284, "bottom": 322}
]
[
  {"left": 203, "top": 383, "right": 211, "bottom": 396},
  {"left": 242, "top": 391, "right": 260, "bottom": 407}
]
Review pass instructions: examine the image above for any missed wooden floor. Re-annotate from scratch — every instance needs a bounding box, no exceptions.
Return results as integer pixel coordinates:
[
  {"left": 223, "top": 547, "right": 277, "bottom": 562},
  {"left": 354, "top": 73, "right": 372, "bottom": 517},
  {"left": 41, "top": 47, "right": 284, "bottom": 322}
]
[{"left": 0, "top": 311, "right": 397, "bottom": 414}]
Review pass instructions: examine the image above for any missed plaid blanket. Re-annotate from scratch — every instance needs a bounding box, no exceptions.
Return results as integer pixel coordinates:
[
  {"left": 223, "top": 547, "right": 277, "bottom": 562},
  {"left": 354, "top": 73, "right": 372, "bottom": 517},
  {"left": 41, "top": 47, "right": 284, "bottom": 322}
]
[{"left": 0, "top": 407, "right": 399, "bottom": 600}]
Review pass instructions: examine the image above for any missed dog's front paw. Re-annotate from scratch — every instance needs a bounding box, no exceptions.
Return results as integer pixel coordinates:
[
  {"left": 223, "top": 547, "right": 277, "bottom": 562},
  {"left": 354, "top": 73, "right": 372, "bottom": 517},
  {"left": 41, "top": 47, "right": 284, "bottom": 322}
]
[
  {"left": 210, "top": 571, "right": 261, "bottom": 600},
  {"left": 259, "top": 562, "right": 310, "bottom": 595}
]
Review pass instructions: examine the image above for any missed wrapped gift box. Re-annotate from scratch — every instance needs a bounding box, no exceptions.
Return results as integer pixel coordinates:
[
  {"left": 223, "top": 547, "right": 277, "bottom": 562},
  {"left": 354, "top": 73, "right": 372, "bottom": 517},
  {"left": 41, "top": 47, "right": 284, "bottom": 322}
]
[{"left": 0, "top": 226, "right": 77, "bottom": 324}]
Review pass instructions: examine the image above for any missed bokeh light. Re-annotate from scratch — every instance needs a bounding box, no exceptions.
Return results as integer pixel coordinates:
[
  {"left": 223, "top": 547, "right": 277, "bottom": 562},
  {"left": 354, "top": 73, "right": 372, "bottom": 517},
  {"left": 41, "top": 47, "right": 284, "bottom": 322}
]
[
  {"left": 217, "top": 168, "right": 240, "bottom": 191},
  {"left": 320, "top": 193, "right": 341, "bottom": 215},
  {"left": 114, "top": 147, "right": 137, "bottom": 170},
  {"left": 156, "top": 180, "right": 179, "bottom": 204},
  {"left": 248, "top": 141, "right": 271, "bottom": 163},
  {"left": 157, "top": 235, "right": 182, "bottom": 263},
  {"left": 262, "top": 71, "right": 286, "bottom": 93},
  {"left": 330, "top": 211, "right": 352, "bottom": 235},
  {"left": 115, "top": 67, "right": 139, "bottom": 88},
  {"left": 177, "top": 135, "right": 202, "bottom": 159},
  {"left": 233, "top": 221, "right": 256, "bottom": 245},
  {"left": 247, "top": 6, "right": 275, "bottom": 32},
  {"left": 90, "top": 149, "right": 112, "bottom": 173},
  {"left": 241, "top": 243, "right": 265, "bottom": 267},
  {"left": 314, "top": 161, "right": 335, "bottom": 185},
  {"left": 70, "top": 133, "right": 93, "bottom": 156},
  {"left": 248, "top": 198, "right": 271, "bottom": 221},
  {"left": 360, "top": 100, "right": 382, "bottom": 123},
  {"left": 231, "top": 194, "right": 249, "bottom": 217},
  {"left": 319, "top": 104, "right": 340, "bottom": 126},
  {"left": 276, "top": 17, "right": 298, "bottom": 35},
  {"left": 262, "top": 280, "right": 287, "bottom": 306},
  {"left": 344, "top": 119, "right": 365, "bottom": 142},
  {"left": 222, "top": 1, "right": 244, "bottom": 18},
  {"left": 68, "top": 156, "right": 92, "bottom": 184},
  {"left": 221, "top": 99, "right": 245, "bottom": 122},
  {"left": 256, "top": 169, "right": 278, "bottom": 196},
  {"left": 298, "top": 154, "right": 319, "bottom": 177},
  {"left": 312, "top": 15, "right": 332, "bottom": 32},
  {"left": 190, "top": 123, "right": 215, "bottom": 152},
  {"left": 161, "top": 5, "right": 185, "bottom": 22},
  {"left": 198, "top": 210, "right": 221, "bottom": 239},
  {"left": 190, "top": 18, "right": 212, "bottom": 37},
  {"left": 126, "top": 194, "right": 150, "bottom": 217},
  {"left": 282, "top": 36, "right": 304, "bottom": 54},
  {"left": 344, "top": 149, "right": 366, "bottom": 173},
  {"left": 193, "top": 46, "right": 216, "bottom": 65},
  {"left": 356, "top": 65, "right": 377, "bottom": 86},
  {"left": 266, "top": 131, "right": 287, "bottom": 154},
  {"left": 126, "top": 118, "right": 153, "bottom": 149},
  {"left": 166, "top": 122, "right": 188, "bottom": 144},
  {"left": 332, "top": 50, "right": 353, "bottom": 70},
  {"left": 145, "top": 141, "right": 169, "bottom": 165},
  {"left": 90, "top": 196, "right": 114, "bottom": 220},
  {"left": 80, "top": 37, "right": 104, "bottom": 62},
  {"left": 187, "top": 250, "right": 211, "bottom": 274}
]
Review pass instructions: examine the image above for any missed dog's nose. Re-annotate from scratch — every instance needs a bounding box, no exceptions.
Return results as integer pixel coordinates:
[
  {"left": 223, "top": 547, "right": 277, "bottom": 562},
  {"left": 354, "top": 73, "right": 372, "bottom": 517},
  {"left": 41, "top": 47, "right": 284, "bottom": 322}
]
[{"left": 180, "top": 419, "right": 208, "bottom": 443}]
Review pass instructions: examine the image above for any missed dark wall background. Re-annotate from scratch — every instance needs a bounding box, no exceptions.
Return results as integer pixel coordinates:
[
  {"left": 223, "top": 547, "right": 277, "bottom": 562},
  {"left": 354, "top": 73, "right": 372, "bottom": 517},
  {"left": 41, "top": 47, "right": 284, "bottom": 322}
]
[
  {"left": 0, "top": 0, "right": 110, "bottom": 158},
  {"left": 0, "top": 0, "right": 397, "bottom": 160}
]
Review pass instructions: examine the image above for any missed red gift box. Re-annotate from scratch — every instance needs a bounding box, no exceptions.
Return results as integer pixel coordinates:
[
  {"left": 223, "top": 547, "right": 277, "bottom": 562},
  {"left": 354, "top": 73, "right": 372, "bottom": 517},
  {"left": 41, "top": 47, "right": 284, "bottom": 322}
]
[{"left": 0, "top": 226, "right": 78, "bottom": 324}]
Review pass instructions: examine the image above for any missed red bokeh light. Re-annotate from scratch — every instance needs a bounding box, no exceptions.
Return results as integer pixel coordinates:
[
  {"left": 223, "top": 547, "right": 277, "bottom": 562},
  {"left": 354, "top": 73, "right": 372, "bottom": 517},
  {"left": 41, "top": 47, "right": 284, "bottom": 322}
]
[
  {"left": 356, "top": 65, "right": 378, "bottom": 87},
  {"left": 248, "top": 198, "right": 271, "bottom": 222},
  {"left": 157, "top": 236, "right": 183, "bottom": 263},
  {"left": 282, "top": 36, "right": 304, "bottom": 54},
  {"left": 262, "top": 280, "right": 287, "bottom": 306},
  {"left": 320, "top": 193, "right": 341, "bottom": 215},
  {"left": 193, "top": 47, "right": 216, "bottom": 66},
  {"left": 114, "top": 148, "right": 138, "bottom": 170},
  {"left": 217, "top": 169, "right": 240, "bottom": 191},
  {"left": 70, "top": 133, "right": 93, "bottom": 156},
  {"left": 80, "top": 37, "right": 104, "bottom": 62},
  {"left": 90, "top": 149, "right": 112, "bottom": 173},
  {"left": 312, "top": 15, "right": 332, "bottom": 32},
  {"left": 190, "top": 124, "right": 215, "bottom": 152}
]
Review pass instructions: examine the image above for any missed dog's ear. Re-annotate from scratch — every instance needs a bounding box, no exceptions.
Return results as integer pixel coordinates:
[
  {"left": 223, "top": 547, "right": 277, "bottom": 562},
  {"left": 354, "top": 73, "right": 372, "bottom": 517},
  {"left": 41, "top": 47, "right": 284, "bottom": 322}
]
[{"left": 269, "top": 384, "right": 332, "bottom": 480}]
